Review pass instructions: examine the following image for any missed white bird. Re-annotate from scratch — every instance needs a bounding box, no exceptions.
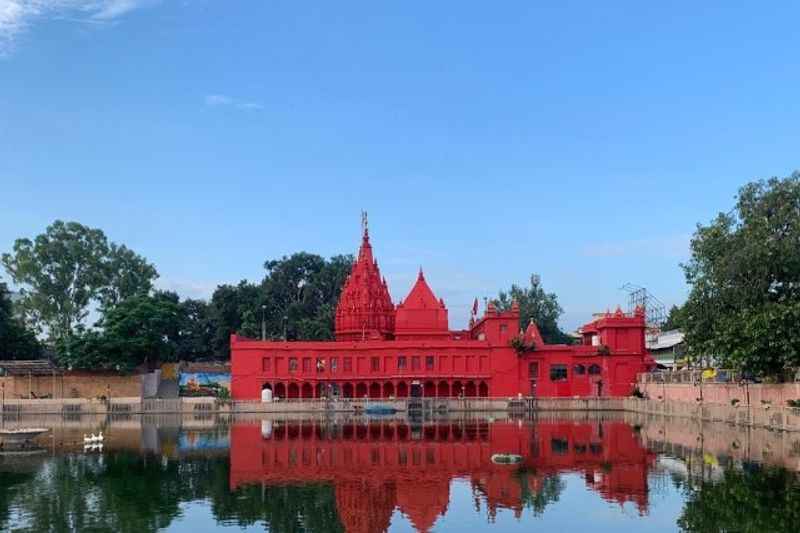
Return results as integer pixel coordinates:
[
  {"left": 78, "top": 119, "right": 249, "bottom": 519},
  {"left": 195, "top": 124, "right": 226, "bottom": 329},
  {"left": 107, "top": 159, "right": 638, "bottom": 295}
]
[
  {"left": 95, "top": 432, "right": 104, "bottom": 443},
  {"left": 83, "top": 433, "right": 96, "bottom": 444}
]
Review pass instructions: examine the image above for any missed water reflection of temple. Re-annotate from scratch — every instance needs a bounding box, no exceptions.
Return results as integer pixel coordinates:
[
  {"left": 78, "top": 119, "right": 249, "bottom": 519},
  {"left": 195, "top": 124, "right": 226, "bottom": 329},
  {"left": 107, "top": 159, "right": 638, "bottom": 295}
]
[{"left": 230, "top": 418, "right": 655, "bottom": 532}]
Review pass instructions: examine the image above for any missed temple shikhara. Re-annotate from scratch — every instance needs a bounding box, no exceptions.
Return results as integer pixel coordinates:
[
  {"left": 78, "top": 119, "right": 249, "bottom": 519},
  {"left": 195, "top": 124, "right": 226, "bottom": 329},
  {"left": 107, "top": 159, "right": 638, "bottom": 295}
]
[{"left": 231, "top": 217, "right": 653, "bottom": 400}]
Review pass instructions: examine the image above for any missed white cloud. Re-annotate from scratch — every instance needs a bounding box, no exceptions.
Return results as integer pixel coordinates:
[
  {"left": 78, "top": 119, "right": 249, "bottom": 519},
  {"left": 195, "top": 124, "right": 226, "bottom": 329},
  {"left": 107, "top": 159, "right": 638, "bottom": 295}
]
[
  {"left": 204, "top": 93, "right": 264, "bottom": 111},
  {"left": 0, "top": 0, "right": 159, "bottom": 54}
]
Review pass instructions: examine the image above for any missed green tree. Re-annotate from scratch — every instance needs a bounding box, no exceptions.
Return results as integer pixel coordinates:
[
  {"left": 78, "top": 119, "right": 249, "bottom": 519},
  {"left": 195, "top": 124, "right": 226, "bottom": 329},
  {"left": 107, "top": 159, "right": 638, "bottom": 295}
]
[
  {"left": 59, "top": 292, "right": 181, "bottom": 371},
  {"left": 99, "top": 243, "right": 159, "bottom": 309},
  {"left": 493, "top": 274, "right": 572, "bottom": 344},
  {"left": 209, "top": 281, "right": 262, "bottom": 358},
  {"left": 678, "top": 465, "right": 800, "bottom": 532},
  {"left": 0, "top": 282, "right": 41, "bottom": 359},
  {"left": 176, "top": 298, "right": 213, "bottom": 361},
  {"left": 662, "top": 304, "right": 686, "bottom": 332},
  {"left": 261, "top": 253, "right": 352, "bottom": 342},
  {"left": 207, "top": 253, "right": 352, "bottom": 358},
  {"left": 681, "top": 172, "right": 800, "bottom": 375},
  {"left": 1, "top": 220, "right": 158, "bottom": 342},
  {"left": 2, "top": 221, "right": 109, "bottom": 341}
]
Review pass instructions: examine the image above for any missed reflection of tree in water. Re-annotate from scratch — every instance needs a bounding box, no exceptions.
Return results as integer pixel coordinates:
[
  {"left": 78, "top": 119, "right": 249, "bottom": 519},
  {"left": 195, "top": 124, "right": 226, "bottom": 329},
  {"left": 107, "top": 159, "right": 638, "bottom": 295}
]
[
  {"left": 677, "top": 464, "right": 800, "bottom": 532},
  {"left": 0, "top": 470, "right": 34, "bottom": 530},
  {"left": 213, "top": 482, "right": 344, "bottom": 533},
  {"left": 516, "top": 468, "right": 565, "bottom": 516},
  {"left": 0, "top": 453, "right": 344, "bottom": 533}
]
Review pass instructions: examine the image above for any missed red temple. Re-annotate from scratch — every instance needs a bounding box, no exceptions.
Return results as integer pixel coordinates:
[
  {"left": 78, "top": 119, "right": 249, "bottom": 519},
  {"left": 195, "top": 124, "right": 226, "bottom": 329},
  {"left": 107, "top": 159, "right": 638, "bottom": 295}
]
[
  {"left": 231, "top": 220, "right": 653, "bottom": 400},
  {"left": 230, "top": 418, "right": 655, "bottom": 532}
]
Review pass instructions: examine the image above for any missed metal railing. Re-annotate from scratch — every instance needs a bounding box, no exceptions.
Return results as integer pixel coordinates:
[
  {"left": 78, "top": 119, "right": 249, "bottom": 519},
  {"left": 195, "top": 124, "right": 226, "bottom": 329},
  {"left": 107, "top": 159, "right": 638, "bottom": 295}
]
[{"left": 639, "top": 369, "right": 743, "bottom": 385}]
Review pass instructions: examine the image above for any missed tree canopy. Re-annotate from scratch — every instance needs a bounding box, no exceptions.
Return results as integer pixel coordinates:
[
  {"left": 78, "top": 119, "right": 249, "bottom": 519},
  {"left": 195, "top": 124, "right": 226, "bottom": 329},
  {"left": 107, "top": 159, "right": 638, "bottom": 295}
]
[
  {"left": 58, "top": 292, "right": 182, "bottom": 371},
  {"left": 0, "top": 281, "right": 41, "bottom": 359},
  {"left": 681, "top": 171, "right": 800, "bottom": 375},
  {"left": 1, "top": 220, "right": 157, "bottom": 342},
  {"left": 493, "top": 274, "right": 573, "bottom": 344}
]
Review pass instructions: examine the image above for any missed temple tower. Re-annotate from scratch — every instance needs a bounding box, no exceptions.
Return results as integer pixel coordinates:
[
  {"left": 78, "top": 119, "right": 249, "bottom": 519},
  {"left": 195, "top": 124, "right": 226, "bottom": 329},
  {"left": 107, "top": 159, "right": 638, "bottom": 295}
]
[{"left": 334, "top": 214, "right": 395, "bottom": 340}]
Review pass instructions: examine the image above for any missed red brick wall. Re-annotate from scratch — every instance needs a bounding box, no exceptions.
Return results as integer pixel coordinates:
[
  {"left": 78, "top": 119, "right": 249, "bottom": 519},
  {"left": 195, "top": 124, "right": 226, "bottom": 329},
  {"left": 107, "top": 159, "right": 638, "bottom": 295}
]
[{"left": 0, "top": 372, "right": 141, "bottom": 399}]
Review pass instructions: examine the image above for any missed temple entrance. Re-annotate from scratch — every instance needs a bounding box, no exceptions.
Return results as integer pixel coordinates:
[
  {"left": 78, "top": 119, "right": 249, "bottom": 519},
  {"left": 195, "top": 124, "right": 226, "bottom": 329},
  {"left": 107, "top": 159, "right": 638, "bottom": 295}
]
[{"left": 410, "top": 381, "right": 423, "bottom": 398}]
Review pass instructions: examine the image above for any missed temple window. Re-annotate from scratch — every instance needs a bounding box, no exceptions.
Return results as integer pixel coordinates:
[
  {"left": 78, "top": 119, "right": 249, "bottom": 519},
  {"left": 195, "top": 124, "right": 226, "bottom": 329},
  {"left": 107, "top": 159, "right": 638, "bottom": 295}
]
[
  {"left": 371, "top": 357, "right": 380, "bottom": 372},
  {"left": 425, "top": 356, "right": 434, "bottom": 371},
  {"left": 303, "top": 358, "right": 311, "bottom": 372},
  {"left": 500, "top": 324, "right": 507, "bottom": 334},
  {"left": 288, "top": 358, "right": 298, "bottom": 373},
  {"left": 529, "top": 362, "right": 539, "bottom": 378},
  {"left": 549, "top": 364, "right": 568, "bottom": 381},
  {"left": 331, "top": 358, "right": 338, "bottom": 373},
  {"left": 574, "top": 364, "right": 586, "bottom": 375},
  {"left": 411, "top": 356, "right": 421, "bottom": 370},
  {"left": 397, "top": 356, "right": 407, "bottom": 369},
  {"left": 343, "top": 358, "right": 352, "bottom": 372},
  {"left": 588, "top": 364, "right": 602, "bottom": 375},
  {"left": 262, "top": 358, "right": 271, "bottom": 372}
]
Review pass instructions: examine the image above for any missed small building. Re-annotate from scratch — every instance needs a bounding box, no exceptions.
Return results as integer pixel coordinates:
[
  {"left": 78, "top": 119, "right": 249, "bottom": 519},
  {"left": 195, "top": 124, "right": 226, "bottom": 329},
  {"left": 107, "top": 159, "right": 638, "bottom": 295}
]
[
  {"left": 646, "top": 329, "right": 686, "bottom": 370},
  {"left": 231, "top": 221, "right": 654, "bottom": 400}
]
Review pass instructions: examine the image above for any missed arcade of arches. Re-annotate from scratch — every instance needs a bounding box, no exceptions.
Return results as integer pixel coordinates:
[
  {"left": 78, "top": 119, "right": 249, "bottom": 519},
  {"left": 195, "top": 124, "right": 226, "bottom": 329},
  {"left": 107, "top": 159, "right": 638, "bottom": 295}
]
[{"left": 262, "top": 380, "right": 490, "bottom": 400}]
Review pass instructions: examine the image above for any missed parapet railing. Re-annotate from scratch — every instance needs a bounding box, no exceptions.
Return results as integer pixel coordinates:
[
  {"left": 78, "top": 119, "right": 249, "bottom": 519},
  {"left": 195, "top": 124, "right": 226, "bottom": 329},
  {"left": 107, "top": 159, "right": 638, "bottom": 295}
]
[
  {"left": 640, "top": 368, "right": 800, "bottom": 385},
  {"left": 638, "top": 369, "right": 742, "bottom": 384}
]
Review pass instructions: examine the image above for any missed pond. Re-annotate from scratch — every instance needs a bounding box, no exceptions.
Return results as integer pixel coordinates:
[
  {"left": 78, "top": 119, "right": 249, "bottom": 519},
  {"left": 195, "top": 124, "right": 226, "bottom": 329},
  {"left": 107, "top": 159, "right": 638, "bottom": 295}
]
[{"left": 1, "top": 412, "right": 799, "bottom": 532}]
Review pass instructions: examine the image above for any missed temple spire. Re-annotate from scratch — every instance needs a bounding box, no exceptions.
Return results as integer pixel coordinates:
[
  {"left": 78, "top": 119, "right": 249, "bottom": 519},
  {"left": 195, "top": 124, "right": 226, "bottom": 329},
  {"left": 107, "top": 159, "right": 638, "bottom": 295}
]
[{"left": 361, "top": 210, "right": 368, "bottom": 238}]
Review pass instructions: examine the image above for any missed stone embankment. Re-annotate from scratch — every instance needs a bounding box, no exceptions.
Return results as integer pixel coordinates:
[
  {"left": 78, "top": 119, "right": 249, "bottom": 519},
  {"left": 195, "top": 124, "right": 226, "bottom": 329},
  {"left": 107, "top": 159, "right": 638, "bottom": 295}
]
[{"left": 4, "top": 395, "right": 800, "bottom": 432}]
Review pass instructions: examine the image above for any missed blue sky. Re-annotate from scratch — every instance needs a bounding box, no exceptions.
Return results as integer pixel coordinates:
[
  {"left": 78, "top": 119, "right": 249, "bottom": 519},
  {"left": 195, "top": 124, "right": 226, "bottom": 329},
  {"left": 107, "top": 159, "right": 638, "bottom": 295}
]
[{"left": 1, "top": 1, "right": 799, "bottom": 330}]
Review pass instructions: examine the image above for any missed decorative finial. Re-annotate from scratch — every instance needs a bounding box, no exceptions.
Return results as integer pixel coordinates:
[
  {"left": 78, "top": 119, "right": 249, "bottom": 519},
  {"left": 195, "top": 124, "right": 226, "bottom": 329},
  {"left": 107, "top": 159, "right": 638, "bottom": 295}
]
[
  {"left": 361, "top": 210, "right": 368, "bottom": 237},
  {"left": 418, "top": 267, "right": 424, "bottom": 281}
]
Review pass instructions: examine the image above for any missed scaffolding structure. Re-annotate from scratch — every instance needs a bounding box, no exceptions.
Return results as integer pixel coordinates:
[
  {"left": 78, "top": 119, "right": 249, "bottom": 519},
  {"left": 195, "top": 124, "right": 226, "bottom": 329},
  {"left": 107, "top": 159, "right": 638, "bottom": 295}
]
[{"left": 620, "top": 283, "right": 666, "bottom": 332}]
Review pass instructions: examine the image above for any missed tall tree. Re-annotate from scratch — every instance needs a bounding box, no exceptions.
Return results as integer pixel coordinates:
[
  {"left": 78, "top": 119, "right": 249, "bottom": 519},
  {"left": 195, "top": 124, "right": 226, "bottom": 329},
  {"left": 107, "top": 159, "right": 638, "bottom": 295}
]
[
  {"left": 0, "top": 282, "right": 41, "bottom": 359},
  {"left": 493, "top": 274, "right": 572, "bottom": 344},
  {"left": 1, "top": 220, "right": 158, "bottom": 342},
  {"left": 176, "top": 298, "right": 213, "bottom": 361},
  {"left": 261, "top": 253, "right": 352, "bottom": 342},
  {"left": 2, "top": 220, "right": 109, "bottom": 341},
  {"left": 209, "top": 281, "right": 262, "bottom": 358},
  {"left": 682, "top": 171, "right": 800, "bottom": 375},
  {"left": 99, "top": 243, "right": 159, "bottom": 309}
]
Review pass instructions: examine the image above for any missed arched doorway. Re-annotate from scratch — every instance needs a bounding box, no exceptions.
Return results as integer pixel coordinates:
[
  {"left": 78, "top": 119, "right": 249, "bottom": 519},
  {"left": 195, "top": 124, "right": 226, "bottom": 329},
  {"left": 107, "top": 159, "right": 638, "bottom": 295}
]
[
  {"left": 274, "top": 383, "right": 286, "bottom": 399},
  {"left": 301, "top": 383, "right": 313, "bottom": 399},
  {"left": 424, "top": 381, "right": 436, "bottom": 397},
  {"left": 369, "top": 382, "right": 381, "bottom": 398},
  {"left": 383, "top": 382, "right": 395, "bottom": 398},
  {"left": 315, "top": 383, "right": 326, "bottom": 399},
  {"left": 356, "top": 382, "right": 368, "bottom": 398},
  {"left": 437, "top": 381, "right": 450, "bottom": 397},
  {"left": 452, "top": 381, "right": 463, "bottom": 397},
  {"left": 343, "top": 383, "right": 354, "bottom": 398},
  {"left": 478, "top": 381, "right": 489, "bottom": 397},
  {"left": 465, "top": 381, "right": 477, "bottom": 397},
  {"left": 287, "top": 383, "right": 300, "bottom": 399},
  {"left": 396, "top": 382, "right": 408, "bottom": 398}
]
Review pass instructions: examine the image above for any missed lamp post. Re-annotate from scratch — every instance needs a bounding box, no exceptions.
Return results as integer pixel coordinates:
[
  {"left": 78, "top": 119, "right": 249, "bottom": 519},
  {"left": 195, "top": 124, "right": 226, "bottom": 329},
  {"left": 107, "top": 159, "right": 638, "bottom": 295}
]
[
  {"left": 283, "top": 315, "right": 288, "bottom": 341},
  {"left": 261, "top": 304, "right": 267, "bottom": 341}
]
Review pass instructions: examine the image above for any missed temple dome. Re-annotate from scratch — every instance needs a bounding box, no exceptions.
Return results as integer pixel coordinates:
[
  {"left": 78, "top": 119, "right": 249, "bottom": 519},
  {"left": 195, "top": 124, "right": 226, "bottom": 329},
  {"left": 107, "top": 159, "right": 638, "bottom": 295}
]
[{"left": 394, "top": 269, "right": 449, "bottom": 339}]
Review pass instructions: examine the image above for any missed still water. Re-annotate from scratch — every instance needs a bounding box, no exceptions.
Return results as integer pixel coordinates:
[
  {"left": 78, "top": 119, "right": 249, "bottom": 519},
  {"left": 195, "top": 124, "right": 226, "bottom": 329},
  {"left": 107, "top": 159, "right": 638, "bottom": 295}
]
[{"left": 1, "top": 413, "right": 799, "bottom": 532}]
